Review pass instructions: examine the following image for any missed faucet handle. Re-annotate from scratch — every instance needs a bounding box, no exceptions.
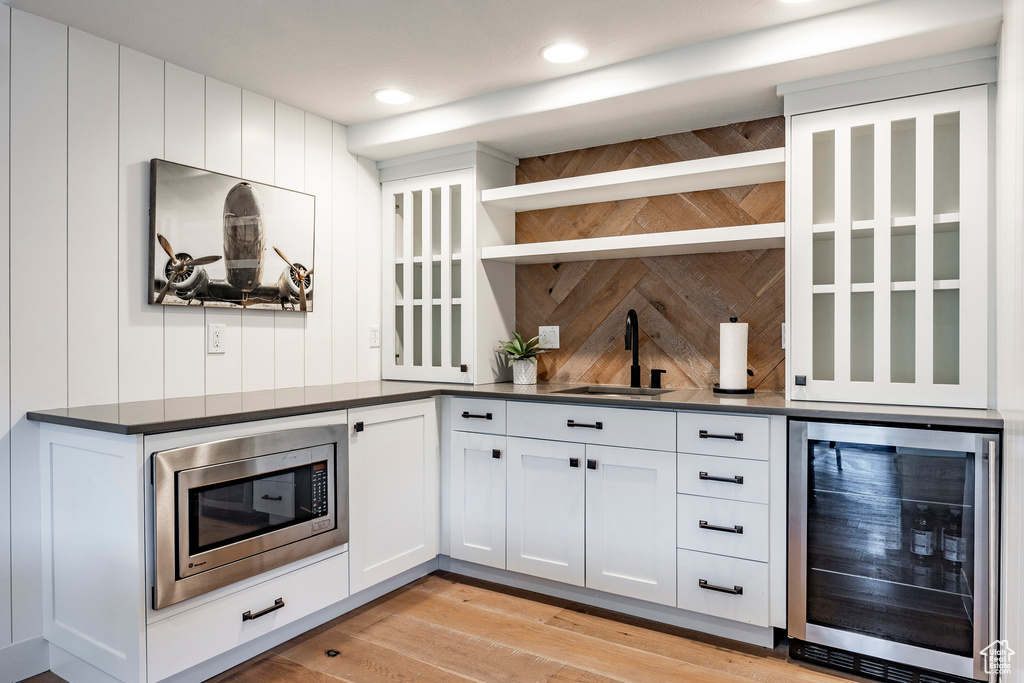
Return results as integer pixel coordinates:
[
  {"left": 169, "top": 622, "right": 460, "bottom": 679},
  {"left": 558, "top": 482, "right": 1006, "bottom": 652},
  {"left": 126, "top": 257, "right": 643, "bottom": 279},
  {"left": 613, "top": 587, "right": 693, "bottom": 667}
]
[{"left": 650, "top": 369, "right": 667, "bottom": 389}]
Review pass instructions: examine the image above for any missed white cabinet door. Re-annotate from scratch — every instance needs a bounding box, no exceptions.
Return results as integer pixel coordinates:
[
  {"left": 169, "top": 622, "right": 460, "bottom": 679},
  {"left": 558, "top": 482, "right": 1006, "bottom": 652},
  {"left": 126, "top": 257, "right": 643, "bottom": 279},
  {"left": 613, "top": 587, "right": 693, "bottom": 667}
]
[
  {"left": 450, "top": 431, "right": 506, "bottom": 569},
  {"left": 585, "top": 445, "right": 676, "bottom": 606},
  {"left": 349, "top": 400, "right": 439, "bottom": 594},
  {"left": 790, "top": 85, "right": 989, "bottom": 408},
  {"left": 506, "top": 437, "right": 586, "bottom": 586}
]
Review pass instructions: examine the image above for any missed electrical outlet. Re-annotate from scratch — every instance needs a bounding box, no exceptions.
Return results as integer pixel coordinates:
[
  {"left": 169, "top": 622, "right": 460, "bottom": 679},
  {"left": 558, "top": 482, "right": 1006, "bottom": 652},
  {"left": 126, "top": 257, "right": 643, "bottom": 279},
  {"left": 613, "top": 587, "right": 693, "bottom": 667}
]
[
  {"left": 538, "top": 325, "right": 560, "bottom": 349},
  {"left": 369, "top": 325, "right": 381, "bottom": 348},
  {"left": 207, "top": 323, "right": 226, "bottom": 354}
]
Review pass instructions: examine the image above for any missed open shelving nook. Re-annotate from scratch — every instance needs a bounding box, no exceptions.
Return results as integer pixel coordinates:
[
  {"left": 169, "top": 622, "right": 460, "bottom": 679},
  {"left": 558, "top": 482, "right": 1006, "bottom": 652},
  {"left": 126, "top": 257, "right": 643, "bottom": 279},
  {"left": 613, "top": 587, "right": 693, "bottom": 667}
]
[{"left": 479, "top": 147, "right": 786, "bottom": 265}]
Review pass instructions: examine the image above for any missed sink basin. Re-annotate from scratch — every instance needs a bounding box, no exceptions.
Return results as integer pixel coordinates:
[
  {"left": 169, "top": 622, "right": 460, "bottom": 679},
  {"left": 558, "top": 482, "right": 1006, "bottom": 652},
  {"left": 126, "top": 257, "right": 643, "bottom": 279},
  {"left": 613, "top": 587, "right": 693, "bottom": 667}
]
[{"left": 554, "top": 385, "right": 673, "bottom": 397}]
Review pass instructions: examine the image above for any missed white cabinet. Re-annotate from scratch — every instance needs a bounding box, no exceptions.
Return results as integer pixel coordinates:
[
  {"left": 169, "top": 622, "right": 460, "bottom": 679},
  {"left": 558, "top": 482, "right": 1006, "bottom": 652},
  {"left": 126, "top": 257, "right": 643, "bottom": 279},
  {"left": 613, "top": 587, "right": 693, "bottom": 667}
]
[
  {"left": 449, "top": 431, "right": 506, "bottom": 569},
  {"left": 349, "top": 399, "right": 439, "bottom": 594},
  {"left": 505, "top": 435, "right": 676, "bottom": 604},
  {"left": 790, "top": 86, "right": 990, "bottom": 408},
  {"left": 506, "top": 437, "right": 586, "bottom": 586},
  {"left": 380, "top": 145, "right": 516, "bottom": 384},
  {"left": 585, "top": 445, "right": 677, "bottom": 606}
]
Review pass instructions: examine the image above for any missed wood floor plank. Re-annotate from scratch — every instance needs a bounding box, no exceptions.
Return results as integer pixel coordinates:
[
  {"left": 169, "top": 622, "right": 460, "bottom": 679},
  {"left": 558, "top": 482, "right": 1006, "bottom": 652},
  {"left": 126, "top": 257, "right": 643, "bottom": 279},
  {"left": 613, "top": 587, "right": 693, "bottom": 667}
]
[
  {"left": 381, "top": 585, "right": 754, "bottom": 683},
  {"left": 352, "top": 614, "right": 565, "bottom": 682},
  {"left": 213, "top": 655, "right": 342, "bottom": 683},
  {"left": 417, "top": 574, "right": 570, "bottom": 623}
]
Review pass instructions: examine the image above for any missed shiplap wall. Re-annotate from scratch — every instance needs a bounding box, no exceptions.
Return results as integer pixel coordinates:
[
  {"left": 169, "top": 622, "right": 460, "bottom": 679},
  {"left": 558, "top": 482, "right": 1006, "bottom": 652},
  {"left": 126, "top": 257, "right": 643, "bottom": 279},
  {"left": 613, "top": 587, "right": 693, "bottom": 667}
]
[
  {"left": 998, "top": 0, "right": 1024, "bottom": 677},
  {"left": 0, "top": 7, "right": 382, "bottom": 676}
]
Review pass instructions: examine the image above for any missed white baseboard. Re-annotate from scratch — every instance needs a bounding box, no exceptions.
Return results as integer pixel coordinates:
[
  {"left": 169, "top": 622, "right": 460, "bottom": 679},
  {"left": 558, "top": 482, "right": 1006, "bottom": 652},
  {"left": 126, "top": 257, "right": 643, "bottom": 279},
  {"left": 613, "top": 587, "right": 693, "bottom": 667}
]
[
  {"left": 440, "top": 556, "right": 778, "bottom": 649},
  {"left": 0, "top": 636, "right": 48, "bottom": 683},
  {"left": 50, "top": 644, "right": 120, "bottom": 683}
]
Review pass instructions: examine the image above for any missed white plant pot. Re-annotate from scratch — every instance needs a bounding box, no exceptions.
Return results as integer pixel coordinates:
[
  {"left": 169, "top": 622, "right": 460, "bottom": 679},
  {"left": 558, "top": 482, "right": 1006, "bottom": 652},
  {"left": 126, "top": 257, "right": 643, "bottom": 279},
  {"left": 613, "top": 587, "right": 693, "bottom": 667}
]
[{"left": 512, "top": 359, "right": 537, "bottom": 385}]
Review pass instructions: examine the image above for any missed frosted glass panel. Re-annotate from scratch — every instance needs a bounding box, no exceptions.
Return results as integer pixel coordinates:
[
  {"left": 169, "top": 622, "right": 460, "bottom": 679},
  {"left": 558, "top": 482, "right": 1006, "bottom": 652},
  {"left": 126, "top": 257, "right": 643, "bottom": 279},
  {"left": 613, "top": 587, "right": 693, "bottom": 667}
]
[
  {"left": 851, "top": 292, "right": 874, "bottom": 382},
  {"left": 891, "top": 228, "right": 916, "bottom": 282},
  {"left": 934, "top": 113, "right": 960, "bottom": 216},
  {"left": 851, "top": 125, "right": 875, "bottom": 222},
  {"left": 934, "top": 222, "right": 960, "bottom": 281},
  {"left": 412, "top": 191, "right": 423, "bottom": 257},
  {"left": 413, "top": 263, "right": 422, "bottom": 300},
  {"left": 432, "top": 305, "right": 442, "bottom": 367},
  {"left": 450, "top": 185, "right": 462, "bottom": 255},
  {"left": 393, "top": 193, "right": 404, "bottom": 259},
  {"left": 934, "top": 289, "right": 959, "bottom": 385},
  {"left": 813, "top": 293, "right": 835, "bottom": 381},
  {"left": 395, "top": 263, "right": 404, "bottom": 300},
  {"left": 451, "top": 261, "right": 462, "bottom": 299},
  {"left": 814, "top": 234, "right": 835, "bottom": 286},
  {"left": 891, "top": 119, "right": 917, "bottom": 220},
  {"left": 813, "top": 131, "right": 836, "bottom": 225},
  {"left": 451, "top": 303, "right": 462, "bottom": 367},
  {"left": 891, "top": 291, "right": 916, "bottom": 383},
  {"left": 431, "top": 187, "right": 442, "bottom": 257},
  {"left": 851, "top": 232, "right": 874, "bottom": 284},
  {"left": 394, "top": 308, "right": 404, "bottom": 366},
  {"left": 413, "top": 305, "right": 423, "bottom": 366}
]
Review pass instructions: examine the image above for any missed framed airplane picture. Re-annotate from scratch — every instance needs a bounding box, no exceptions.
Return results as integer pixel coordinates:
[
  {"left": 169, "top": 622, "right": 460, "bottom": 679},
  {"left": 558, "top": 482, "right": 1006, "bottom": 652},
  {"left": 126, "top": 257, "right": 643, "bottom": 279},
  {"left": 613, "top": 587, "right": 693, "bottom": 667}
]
[{"left": 149, "top": 159, "right": 316, "bottom": 312}]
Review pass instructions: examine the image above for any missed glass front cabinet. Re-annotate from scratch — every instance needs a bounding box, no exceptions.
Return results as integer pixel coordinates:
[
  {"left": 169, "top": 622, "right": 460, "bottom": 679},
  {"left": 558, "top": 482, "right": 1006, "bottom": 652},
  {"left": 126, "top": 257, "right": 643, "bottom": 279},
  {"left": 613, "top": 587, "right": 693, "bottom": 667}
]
[{"left": 789, "top": 86, "right": 990, "bottom": 407}]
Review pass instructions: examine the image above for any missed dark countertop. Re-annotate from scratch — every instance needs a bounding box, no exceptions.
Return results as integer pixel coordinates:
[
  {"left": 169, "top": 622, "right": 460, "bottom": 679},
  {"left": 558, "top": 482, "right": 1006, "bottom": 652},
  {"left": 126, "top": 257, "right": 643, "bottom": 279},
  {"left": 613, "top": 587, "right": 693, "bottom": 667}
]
[{"left": 26, "top": 380, "right": 1004, "bottom": 435}]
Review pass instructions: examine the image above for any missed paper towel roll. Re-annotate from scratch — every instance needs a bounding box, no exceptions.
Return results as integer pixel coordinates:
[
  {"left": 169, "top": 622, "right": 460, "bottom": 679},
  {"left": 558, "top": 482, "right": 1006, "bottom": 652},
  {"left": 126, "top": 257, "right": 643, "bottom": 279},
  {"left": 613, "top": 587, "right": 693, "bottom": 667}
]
[{"left": 719, "top": 320, "right": 749, "bottom": 391}]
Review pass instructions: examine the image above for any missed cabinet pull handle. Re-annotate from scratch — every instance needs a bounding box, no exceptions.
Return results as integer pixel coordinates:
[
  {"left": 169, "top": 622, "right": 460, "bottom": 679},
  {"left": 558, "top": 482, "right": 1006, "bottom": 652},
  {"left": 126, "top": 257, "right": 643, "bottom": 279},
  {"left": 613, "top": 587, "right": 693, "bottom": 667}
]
[
  {"left": 699, "top": 430, "right": 743, "bottom": 441},
  {"left": 354, "top": 422, "right": 364, "bottom": 433},
  {"left": 567, "top": 420, "right": 603, "bottom": 430},
  {"left": 569, "top": 458, "right": 580, "bottom": 468},
  {"left": 260, "top": 494, "right": 283, "bottom": 501},
  {"left": 587, "top": 459, "right": 597, "bottom": 470},
  {"left": 699, "top": 472, "right": 744, "bottom": 485},
  {"left": 462, "top": 411, "right": 493, "bottom": 420},
  {"left": 242, "top": 597, "right": 285, "bottom": 621},
  {"left": 699, "top": 520, "right": 743, "bottom": 534},
  {"left": 698, "top": 579, "right": 743, "bottom": 595},
  {"left": 492, "top": 449, "right": 502, "bottom": 459}
]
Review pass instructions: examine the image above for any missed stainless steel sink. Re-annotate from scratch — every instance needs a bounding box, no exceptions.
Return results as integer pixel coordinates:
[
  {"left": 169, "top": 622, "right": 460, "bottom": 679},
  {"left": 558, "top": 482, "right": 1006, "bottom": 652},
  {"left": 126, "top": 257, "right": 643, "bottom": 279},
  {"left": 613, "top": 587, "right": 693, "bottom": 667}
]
[{"left": 553, "top": 385, "right": 673, "bottom": 397}]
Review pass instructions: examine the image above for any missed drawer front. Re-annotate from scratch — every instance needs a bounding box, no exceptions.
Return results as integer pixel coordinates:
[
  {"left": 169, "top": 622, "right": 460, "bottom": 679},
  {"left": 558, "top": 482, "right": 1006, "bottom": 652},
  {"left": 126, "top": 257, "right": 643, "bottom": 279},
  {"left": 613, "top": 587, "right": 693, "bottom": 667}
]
[
  {"left": 507, "top": 401, "right": 675, "bottom": 451},
  {"left": 676, "top": 453, "right": 769, "bottom": 504},
  {"left": 677, "top": 412, "right": 769, "bottom": 460},
  {"left": 676, "top": 495, "right": 769, "bottom": 561},
  {"left": 451, "top": 398, "right": 506, "bottom": 435},
  {"left": 147, "top": 552, "right": 349, "bottom": 681},
  {"left": 677, "top": 549, "right": 768, "bottom": 626}
]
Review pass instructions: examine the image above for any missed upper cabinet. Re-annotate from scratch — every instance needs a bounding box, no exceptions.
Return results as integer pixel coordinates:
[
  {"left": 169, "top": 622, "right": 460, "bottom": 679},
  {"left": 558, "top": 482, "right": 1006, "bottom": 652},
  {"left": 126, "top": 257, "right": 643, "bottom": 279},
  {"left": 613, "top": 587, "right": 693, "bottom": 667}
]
[
  {"left": 789, "top": 86, "right": 990, "bottom": 408},
  {"left": 380, "top": 144, "right": 517, "bottom": 384}
]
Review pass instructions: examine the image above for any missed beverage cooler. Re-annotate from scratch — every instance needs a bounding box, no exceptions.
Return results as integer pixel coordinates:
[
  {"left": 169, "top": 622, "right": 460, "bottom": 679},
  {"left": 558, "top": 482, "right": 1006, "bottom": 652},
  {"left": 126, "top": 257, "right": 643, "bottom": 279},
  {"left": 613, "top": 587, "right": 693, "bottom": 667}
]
[{"left": 789, "top": 420, "right": 1000, "bottom": 682}]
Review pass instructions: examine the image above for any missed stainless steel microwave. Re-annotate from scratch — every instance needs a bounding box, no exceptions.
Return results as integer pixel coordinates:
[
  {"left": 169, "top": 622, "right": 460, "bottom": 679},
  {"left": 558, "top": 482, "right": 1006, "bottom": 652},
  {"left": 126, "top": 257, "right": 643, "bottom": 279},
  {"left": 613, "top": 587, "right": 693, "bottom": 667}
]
[{"left": 152, "top": 425, "right": 348, "bottom": 609}]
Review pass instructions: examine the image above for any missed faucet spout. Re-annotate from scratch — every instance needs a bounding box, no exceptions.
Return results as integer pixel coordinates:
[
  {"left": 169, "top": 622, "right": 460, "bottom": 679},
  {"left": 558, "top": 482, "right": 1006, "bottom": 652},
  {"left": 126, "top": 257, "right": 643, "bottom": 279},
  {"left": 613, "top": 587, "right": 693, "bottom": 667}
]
[{"left": 625, "top": 309, "right": 640, "bottom": 388}]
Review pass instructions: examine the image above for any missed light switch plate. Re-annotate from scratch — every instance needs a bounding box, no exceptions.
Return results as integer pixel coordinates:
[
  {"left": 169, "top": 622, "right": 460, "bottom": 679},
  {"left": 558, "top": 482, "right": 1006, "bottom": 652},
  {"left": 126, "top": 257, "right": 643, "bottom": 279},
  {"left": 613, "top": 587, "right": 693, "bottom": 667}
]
[
  {"left": 538, "top": 325, "right": 560, "bottom": 349},
  {"left": 207, "top": 323, "right": 226, "bottom": 354}
]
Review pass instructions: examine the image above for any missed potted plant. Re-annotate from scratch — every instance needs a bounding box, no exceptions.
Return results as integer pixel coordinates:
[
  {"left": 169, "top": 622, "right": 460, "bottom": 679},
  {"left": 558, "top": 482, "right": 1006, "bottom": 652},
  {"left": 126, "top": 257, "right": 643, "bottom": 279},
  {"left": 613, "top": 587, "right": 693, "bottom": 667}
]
[{"left": 498, "top": 332, "right": 547, "bottom": 385}]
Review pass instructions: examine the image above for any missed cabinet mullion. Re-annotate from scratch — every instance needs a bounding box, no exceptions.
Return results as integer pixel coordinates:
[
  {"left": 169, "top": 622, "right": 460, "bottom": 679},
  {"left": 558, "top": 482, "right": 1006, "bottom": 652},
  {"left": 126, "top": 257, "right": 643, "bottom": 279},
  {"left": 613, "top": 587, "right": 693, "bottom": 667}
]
[
  {"left": 439, "top": 184, "right": 452, "bottom": 371},
  {"left": 833, "top": 125, "right": 853, "bottom": 384},
  {"left": 914, "top": 113, "right": 935, "bottom": 387},
  {"left": 402, "top": 191, "right": 415, "bottom": 368},
  {"left": 421, "top": 186, "right": 433, "bottom": 369},
  {"left": 873, "top": 117, "right": 892, "bottom": 385}
]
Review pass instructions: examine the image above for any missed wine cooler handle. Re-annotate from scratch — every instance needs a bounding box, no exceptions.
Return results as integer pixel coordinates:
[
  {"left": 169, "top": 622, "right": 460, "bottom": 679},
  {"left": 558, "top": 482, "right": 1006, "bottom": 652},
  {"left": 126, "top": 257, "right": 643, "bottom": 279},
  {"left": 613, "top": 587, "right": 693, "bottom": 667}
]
[{"left": 988, "top": 439, "right": 998, "bottom": 661}]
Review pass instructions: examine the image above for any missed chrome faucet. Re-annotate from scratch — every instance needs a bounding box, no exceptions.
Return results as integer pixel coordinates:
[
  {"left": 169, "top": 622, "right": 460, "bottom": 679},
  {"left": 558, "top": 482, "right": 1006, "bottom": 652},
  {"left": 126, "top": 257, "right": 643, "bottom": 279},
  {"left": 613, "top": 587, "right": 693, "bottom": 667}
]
[{"left": 625, "top": 309, "right": 641, "bottom": 388}]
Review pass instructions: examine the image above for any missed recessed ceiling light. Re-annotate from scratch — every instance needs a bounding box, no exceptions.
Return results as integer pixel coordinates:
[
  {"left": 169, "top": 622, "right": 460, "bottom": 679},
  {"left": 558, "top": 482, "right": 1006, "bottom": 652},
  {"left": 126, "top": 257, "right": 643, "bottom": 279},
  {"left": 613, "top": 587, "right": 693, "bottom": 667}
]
[
  {"left": 540, "top": 43, "right": 588, "bottom": 64},
  {"left": 374, "top": 88, "right": 414, "bottom": 104}
]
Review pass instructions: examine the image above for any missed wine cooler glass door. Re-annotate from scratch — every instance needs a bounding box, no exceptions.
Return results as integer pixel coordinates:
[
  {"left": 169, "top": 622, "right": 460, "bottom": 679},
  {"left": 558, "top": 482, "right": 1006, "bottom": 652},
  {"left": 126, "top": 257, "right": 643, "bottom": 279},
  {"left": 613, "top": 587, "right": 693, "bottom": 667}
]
[{"left": 789, "top": 421, "right": 998, "bottom": 681}]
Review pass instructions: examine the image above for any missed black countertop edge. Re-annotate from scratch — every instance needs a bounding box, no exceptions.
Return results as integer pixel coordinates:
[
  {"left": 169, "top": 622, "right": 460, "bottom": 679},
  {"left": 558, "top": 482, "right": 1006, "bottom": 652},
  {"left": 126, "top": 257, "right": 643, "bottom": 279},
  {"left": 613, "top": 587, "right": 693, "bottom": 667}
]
[{"left": 26, "top": 382, "right": 1004, "bottom": 436}]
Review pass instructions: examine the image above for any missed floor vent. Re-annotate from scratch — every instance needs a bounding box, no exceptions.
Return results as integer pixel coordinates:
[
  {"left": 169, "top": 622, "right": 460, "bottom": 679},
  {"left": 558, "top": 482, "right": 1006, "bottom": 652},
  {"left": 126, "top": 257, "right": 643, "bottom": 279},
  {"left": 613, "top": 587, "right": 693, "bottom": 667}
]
[{"left": 789, "top": 639, "right": 974, "bottom": 683}]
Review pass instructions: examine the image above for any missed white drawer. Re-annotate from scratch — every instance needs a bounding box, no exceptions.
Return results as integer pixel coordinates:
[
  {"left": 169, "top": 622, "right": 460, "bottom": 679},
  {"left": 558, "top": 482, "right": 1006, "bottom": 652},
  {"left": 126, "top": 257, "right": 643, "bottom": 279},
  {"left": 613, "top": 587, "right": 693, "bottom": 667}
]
[
  {"left": 676, "top": 495, "right": 769, "bottom": 561},
  {"left": 507, "top": 401, "right": 675, "bottom": 451},
  {"left": 451, "top": 397, "right": 506, "bottom": 435},
  {"left": 147, "top": 552, "right": 349, "bottom": 681},
  {"left": 677, "top": 453, "right": 769, "bottom": 504},
  {"left": 677, "top": 412, "right": 769, "bottom": 460},
  {"left": 677, "top": 549, "right": 769, "bottom": 627}
]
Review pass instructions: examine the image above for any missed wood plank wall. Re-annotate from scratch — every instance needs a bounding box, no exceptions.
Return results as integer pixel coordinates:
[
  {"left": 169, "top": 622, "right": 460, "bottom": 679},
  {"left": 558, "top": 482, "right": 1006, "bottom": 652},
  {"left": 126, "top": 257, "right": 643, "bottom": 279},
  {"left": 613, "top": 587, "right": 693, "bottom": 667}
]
[
  {"left": 0, "top": 7, "right": 381, "bottom": 672},
  {"left": 515, "top": 117, "right": 786, "bottom": 390}
]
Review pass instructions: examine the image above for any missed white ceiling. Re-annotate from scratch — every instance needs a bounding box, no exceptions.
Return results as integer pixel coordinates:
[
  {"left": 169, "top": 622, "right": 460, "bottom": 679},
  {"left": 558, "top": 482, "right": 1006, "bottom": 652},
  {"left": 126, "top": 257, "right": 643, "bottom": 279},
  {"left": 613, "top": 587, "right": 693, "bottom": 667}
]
[{"left": 6, "top": 0, "right": 1005, "bottom": 160}]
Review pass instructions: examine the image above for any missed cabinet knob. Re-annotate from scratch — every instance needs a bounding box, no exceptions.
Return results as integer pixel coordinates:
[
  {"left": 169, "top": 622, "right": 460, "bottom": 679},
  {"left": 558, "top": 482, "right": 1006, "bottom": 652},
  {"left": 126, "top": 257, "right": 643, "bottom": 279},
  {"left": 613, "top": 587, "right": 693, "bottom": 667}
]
[
  {"left": 492, "top": 449, "right": 501, "bottom": 459},
  {"left": 587, "top": 459, "right": 597, "bottom": 470},
  {"left": 569, "top": 457, "right": 580, "bottom": 468},
  {"left": 353, "top": 422, "right": 364, "bottom": 433}
]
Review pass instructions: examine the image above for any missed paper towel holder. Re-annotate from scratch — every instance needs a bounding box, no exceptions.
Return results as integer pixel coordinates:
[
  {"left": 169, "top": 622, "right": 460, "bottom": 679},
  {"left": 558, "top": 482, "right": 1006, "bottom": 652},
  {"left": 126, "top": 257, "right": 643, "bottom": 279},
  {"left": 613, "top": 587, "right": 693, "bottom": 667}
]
[{"left": 715, "top": 316, "right": 754, "bottom": 395}]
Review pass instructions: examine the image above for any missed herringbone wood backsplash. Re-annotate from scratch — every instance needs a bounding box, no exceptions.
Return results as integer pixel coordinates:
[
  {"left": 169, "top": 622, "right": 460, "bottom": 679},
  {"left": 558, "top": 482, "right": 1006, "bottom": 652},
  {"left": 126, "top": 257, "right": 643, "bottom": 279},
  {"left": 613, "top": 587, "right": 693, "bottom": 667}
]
[{"left": 515, "top": 117, "right": 786, "bottom": 391}]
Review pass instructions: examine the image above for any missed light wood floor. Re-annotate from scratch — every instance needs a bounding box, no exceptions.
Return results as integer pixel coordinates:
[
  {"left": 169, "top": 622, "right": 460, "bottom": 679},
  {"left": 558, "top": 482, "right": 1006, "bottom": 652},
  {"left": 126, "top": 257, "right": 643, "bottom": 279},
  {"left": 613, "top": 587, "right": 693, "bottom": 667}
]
[
  {"left": 199, "top": 572, "right": 866, "bottom": 683},
  {"left": 21, "top": 572, "right": 868, "bottom": 683}
]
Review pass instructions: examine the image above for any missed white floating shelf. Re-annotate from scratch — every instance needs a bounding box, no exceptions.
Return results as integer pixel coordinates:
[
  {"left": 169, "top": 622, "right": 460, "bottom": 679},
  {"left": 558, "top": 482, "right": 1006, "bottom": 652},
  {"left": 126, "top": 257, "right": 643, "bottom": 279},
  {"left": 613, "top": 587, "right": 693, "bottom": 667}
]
[
  {"left": 480, "top": 223, "right": 785, "bottom": 265},
  {"left": 480, "top": 148, "right": 785, "bottom": 212}
]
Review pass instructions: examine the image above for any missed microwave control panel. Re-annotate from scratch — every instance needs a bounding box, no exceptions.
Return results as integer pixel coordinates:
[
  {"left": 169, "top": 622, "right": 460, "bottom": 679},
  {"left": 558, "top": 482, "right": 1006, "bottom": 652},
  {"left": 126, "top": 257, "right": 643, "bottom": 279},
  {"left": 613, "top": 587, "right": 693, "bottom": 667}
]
[{"left": 312, "top": 461, "right": 329, "bottom": 520}]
